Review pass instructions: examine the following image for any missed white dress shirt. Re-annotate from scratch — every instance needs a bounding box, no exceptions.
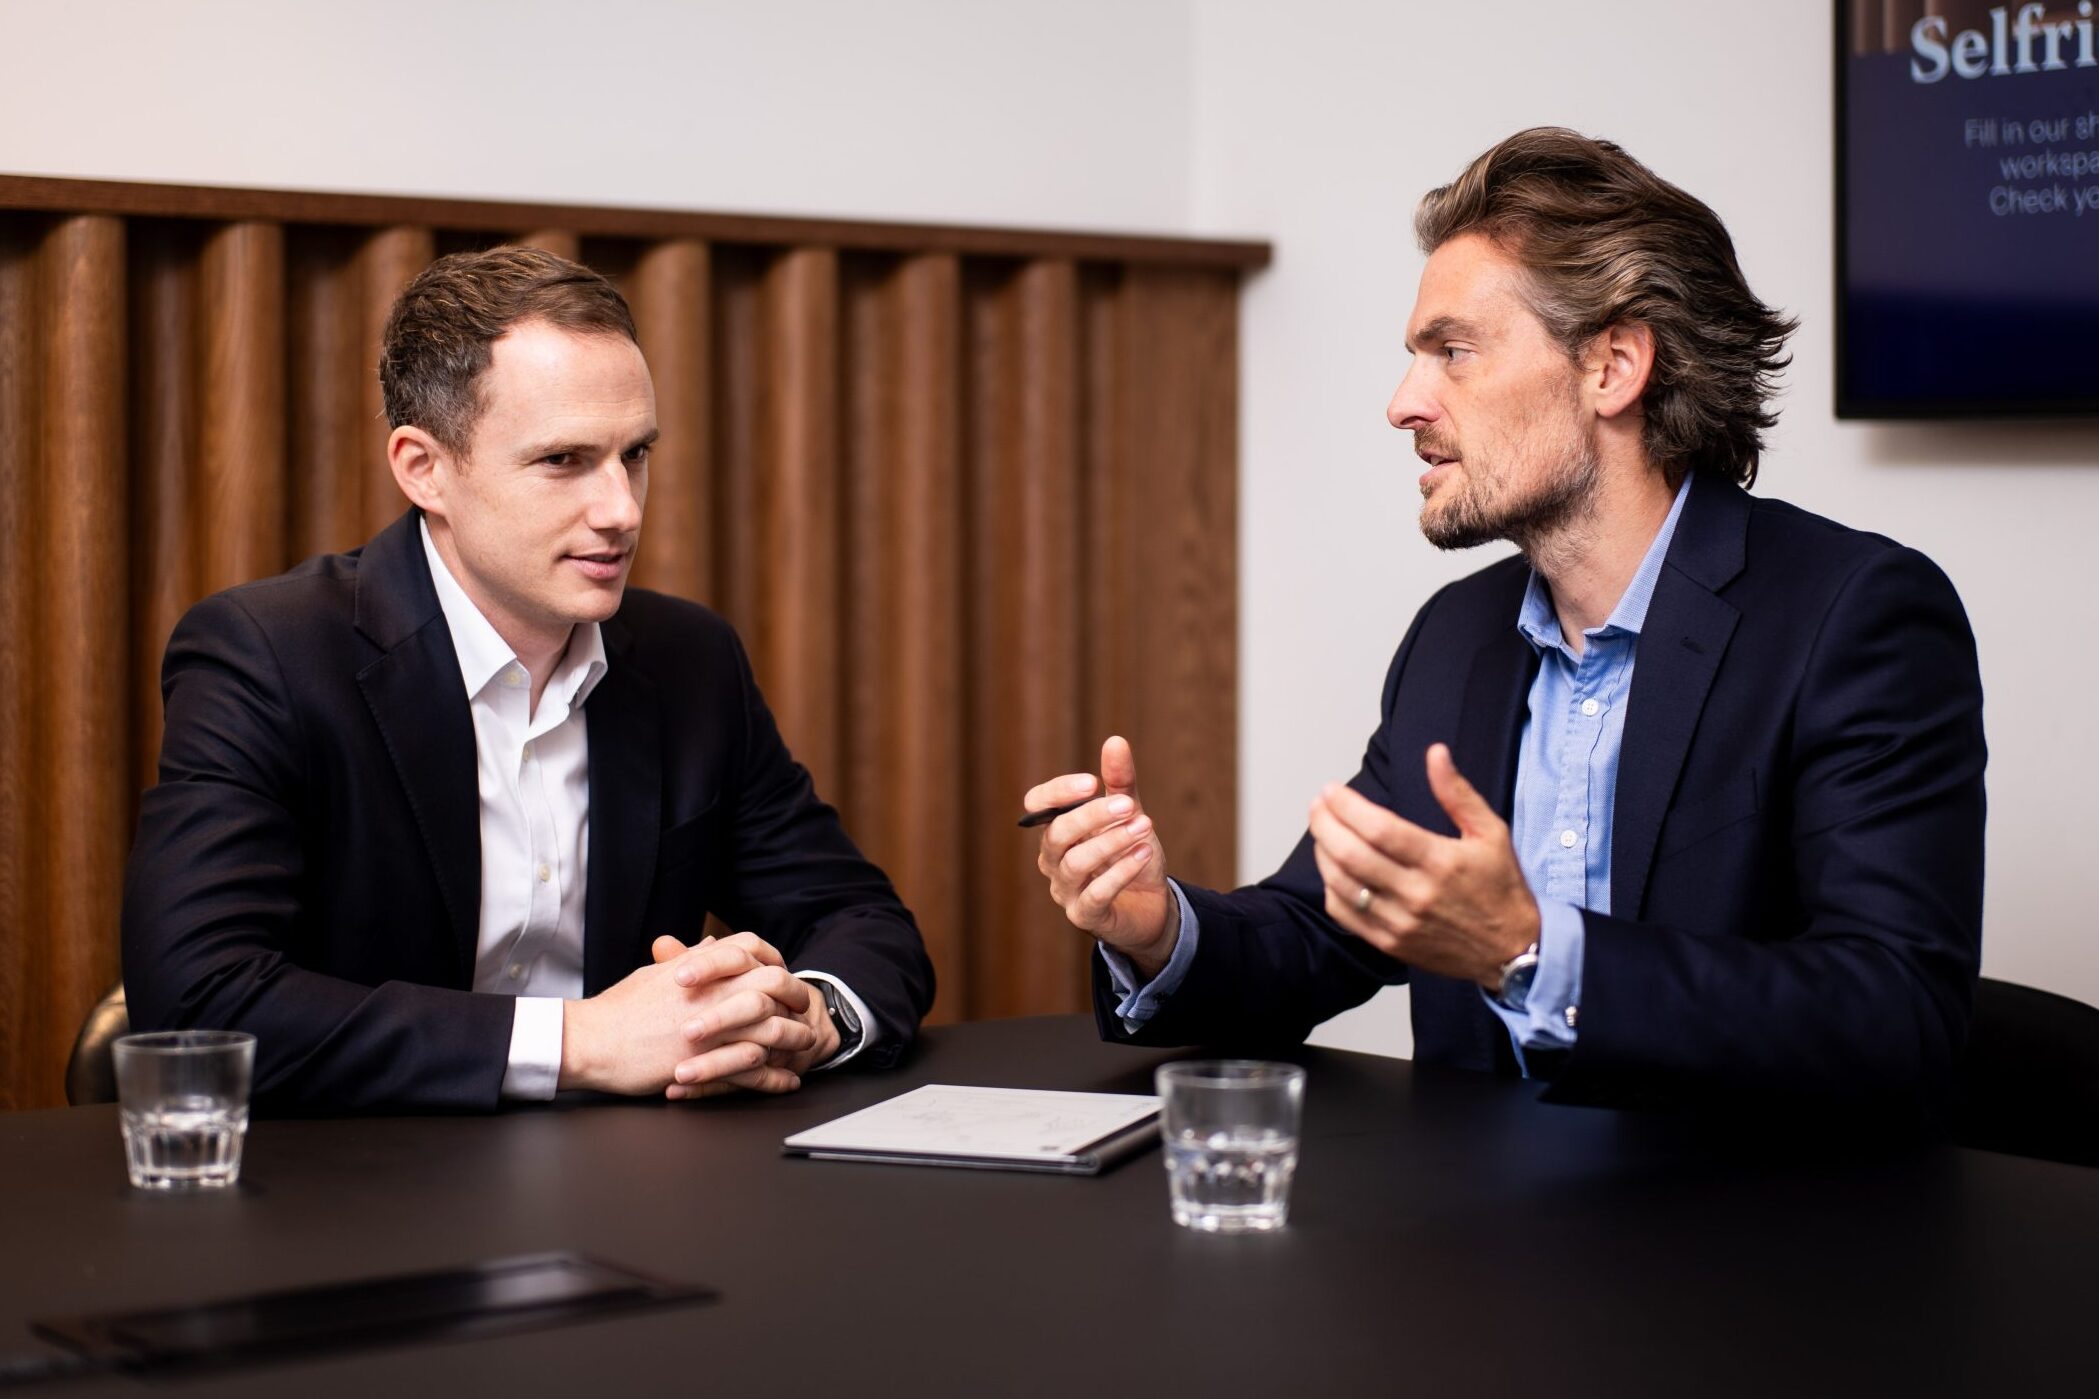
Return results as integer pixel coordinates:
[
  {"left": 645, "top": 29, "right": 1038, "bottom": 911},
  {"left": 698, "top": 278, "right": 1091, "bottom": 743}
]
[{"left": 419, "top": 520, "right": 874, "bottom": 1099}]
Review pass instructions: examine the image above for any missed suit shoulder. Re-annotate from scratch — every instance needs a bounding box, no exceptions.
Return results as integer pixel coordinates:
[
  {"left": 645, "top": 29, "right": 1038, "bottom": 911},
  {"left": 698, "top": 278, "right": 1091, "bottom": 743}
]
[
  {"left": 172, "top": 547, "right": 366, "bottom": 643},
  {"left": 610, "top": 588, "right": 748, "bottom": 665},
  {"left": 1741, "top": 493, "right": 1960, "bottom": 599}
]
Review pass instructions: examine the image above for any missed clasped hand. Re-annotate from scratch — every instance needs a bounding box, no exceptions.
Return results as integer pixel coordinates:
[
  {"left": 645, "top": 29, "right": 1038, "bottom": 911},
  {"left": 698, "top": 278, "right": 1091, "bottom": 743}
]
[
  {"left": 559, "top": 931, "right": 838, "bottom": 1099},
  {"left": 1309, "top": 743, "right": 1541, "bottom": 989}
]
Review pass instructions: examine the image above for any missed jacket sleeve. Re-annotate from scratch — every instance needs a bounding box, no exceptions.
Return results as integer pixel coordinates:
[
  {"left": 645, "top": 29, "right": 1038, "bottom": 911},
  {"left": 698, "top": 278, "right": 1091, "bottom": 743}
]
[
  {"left": 121, "top": 593, "right": 514, "bottom": 1113},
  {"left": 1550, "top": 546, "right": 1986, "bottom": 1113},
  {"left": 709, "top": 630, "right": 935, "bottom": 1068}
]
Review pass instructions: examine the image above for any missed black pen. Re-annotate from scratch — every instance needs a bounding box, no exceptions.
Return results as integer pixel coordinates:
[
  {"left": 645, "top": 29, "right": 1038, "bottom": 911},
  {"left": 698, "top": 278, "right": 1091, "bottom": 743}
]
[{"left": 1016, "top": 797, "right": 1096, "bottom": 829}]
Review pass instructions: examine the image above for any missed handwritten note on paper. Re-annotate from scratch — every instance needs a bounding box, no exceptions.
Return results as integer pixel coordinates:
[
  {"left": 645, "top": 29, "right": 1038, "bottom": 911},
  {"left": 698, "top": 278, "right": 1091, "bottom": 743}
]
[{"left": 784, "top": 1085, "right": 1160, "bottom": 1164}]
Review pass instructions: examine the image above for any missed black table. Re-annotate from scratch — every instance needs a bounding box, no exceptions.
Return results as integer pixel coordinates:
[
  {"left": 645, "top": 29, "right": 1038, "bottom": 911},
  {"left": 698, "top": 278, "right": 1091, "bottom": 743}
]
[{"left": 1, "top": 1016, "right": 2093, "bottom": 1395}]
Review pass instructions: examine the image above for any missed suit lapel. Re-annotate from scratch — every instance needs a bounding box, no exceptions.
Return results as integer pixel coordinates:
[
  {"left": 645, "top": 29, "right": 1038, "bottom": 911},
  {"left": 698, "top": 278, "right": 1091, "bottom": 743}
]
[
  {"left": 353, "top": 512, "right": 482, "bottom": 981},
  {"left": 1446, "top": 585, "right": 1541, "bottom": 1074},
  {"left": 1610, "top": 475, "right": 1748, "bottom": 919},
  {"left": 582, "top": 618, "right": 661, "bottom": 996}
]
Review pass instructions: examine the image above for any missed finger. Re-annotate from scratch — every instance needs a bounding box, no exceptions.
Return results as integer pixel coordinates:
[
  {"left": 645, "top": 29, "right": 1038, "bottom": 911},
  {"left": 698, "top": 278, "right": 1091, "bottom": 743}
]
[
  {"left": 711, "top": 930, "right": 787, "bottom": 967},
  {"left": 1316, "top": 782, "right": 1438, "bottom": 866},
  {"left": 1046, "top": 794, "right": 1141, "bottom": 859},
  {"left": 1313, "top": 844, "right": 1405, "bottom": 955},
  {"left": 651, "top": 935, "right": 687, "bottom": 965},
  {"left": 1425, "top": 742, "right": 1501, "bottom": 840},
  {"left": 1023, "top": 772, "right": 1100, "bottom": 814},
  {"left": 1101, "top": 735, "right": 1139, "bottom": 799},
  {"left": 1069, "top": 840, "right": 1155, "bottom": 926},
  {"left": 671, "top": 1038, "right": 773, "bottom": 1086},
  {"left": 668, "top": 942, "right": 763, "bottom": 988},
  {"left": 1307, "top": 796, "right": 1415, "bottom": 902},
  {"left": 1057, "top": 812, "right": 1154, "bottom": 895},
  {"left": 721, "top": 1065, "right": 805, "bottom": 1095}
]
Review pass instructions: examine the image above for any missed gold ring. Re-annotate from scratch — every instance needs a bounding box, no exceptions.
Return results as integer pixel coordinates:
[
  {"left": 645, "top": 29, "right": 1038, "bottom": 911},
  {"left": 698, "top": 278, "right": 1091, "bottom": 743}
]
[{"left": 1353, "top": 884, "right": 1375, "bottom": 914}]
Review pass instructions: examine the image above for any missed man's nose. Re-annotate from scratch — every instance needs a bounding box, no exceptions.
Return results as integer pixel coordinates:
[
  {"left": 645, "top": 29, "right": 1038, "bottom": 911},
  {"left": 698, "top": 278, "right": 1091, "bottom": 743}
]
[
  {"left": 1386, "top": 362, "right": 1437, "bottom": 431},
  {"left": 589, "top": 458, "right": 644, "bottom": 533}
]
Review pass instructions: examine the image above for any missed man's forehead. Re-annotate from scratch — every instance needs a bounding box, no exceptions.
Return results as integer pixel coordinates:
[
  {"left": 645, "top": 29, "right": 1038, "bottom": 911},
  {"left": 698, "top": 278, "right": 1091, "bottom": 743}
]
[{"left": 1404, "top": 233, "right": 1532, "bottom": 347}]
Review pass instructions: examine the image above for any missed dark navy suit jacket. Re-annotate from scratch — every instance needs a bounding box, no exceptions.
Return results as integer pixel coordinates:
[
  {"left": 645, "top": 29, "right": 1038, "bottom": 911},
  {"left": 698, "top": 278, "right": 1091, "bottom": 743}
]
[
  {"left": 124, "top": 511, "right": 934, "bottom": 1112},
  {"left": 1096, "top": 474, "right": 1986, "bottom": 1111}
]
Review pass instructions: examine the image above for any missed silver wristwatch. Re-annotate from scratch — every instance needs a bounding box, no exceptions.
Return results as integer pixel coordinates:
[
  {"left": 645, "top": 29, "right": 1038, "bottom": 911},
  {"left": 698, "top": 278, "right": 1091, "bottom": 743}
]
[{"left": 1494, "top": 941, "right": 1542, "bottom": 1012}]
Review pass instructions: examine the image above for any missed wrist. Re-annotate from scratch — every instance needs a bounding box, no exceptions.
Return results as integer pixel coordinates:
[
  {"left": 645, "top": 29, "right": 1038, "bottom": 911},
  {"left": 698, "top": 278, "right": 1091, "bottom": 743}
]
[
  {"left": 1123, "top": 891, "right": 1182, "bottom": 981},
  {"left": 557, "top": 997, "right": 601, "bottom": 1091}
]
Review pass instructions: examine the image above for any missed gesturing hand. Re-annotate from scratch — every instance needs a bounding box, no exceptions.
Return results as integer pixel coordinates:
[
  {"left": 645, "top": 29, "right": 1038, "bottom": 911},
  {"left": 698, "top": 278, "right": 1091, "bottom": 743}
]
[
  {"left": 1308, "top": 743, "right": 1541, "bottom": 989},
  {"left": 1025, "top": 735, "right": 1180, "bottom": 979}
]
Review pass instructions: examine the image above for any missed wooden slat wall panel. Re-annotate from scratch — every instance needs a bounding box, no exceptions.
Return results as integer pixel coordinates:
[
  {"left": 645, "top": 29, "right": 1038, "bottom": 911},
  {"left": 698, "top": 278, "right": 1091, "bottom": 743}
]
[
  {"left": 1083, "top": 267, "right": 1239, "bottom": 892},
  {"left": 31, "top": 217, "right": 128, "bottom": 1110},
  {"left": 0, "top": 181, "right": 1256, "bottom": 1107},
  {"left": 0, "top": 218, "right": 40, "bottom": 1108}
]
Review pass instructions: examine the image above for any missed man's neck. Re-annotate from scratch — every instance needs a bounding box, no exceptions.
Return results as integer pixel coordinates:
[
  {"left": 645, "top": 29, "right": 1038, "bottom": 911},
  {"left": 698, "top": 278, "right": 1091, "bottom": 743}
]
[
  {"left": 425, "top": 520, "right": 573, "bottom": 713},
  {"left": 1529, "top": 466, "right": 1679, "bottom": 654}
]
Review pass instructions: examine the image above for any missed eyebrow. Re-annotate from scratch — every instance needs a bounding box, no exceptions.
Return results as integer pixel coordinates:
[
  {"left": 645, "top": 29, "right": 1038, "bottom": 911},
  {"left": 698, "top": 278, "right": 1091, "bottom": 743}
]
[
  {"left": 1405, "top": 315, "right": 1482, "bottom": 354},
  {"left": 523, "top": 427, "right": 659, "bottom": 460}
]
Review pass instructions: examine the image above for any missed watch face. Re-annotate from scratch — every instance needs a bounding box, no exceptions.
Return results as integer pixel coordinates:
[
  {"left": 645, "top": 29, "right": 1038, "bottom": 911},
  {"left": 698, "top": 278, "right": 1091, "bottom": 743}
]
[{"left": 1501, "top": 957, "right": 1540, "bottom": 1011}]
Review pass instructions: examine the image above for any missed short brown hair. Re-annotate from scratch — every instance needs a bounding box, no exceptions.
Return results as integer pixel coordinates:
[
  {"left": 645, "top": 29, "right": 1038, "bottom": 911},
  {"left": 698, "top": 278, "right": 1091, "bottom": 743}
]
[
  {"left": 1415, "top": 128, "right": 1796, "bottom": 487},
  {"left": 378, "top": 246, "right": 638, "bottom": 454}
]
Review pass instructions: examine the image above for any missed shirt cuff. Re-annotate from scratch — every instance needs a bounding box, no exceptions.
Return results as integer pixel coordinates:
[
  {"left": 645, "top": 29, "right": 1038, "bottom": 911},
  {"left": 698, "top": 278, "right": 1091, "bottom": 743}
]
[
  {"left": 501, "top": 996, "right": 565, "bottom": 1100},
  {"left": 1098, "top": 879, "right": 1201, "bottom": 1032},
  {"left": 1481, "top": 899, "right": 1584, "bottom": 1076},
  {"left": 794, "top": 971, "right": 876, "bottom": 1070}
]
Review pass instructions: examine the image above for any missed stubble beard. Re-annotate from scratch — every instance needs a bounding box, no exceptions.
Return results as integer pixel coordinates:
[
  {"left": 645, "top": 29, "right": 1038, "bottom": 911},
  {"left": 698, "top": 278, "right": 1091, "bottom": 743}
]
[{"left": 1416, "top": 415, "right": 1602, "bottom": 562}]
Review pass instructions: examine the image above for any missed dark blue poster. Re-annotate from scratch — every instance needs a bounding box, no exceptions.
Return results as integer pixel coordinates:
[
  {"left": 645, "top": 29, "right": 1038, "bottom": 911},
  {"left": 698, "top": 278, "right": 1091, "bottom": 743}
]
[{"left": 1840, "top": 1, "right": 2099, "bottom": 415}]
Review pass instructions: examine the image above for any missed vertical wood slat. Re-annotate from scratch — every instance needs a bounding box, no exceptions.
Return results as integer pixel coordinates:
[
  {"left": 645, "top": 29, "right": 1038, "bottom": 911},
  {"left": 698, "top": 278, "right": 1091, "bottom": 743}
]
[
  {"left": 756, "top": 248, "right": 842, "bottom": 798},
  {"left": 0, "top": 219, "right": 39, "bottom": 1108},
  {"left": 518, "top": 229, "right": 581, "bottom": 261},
  {"left": 358, "top": 226, "right": 434, "bottom": 537},
  {"left": 197, "top": 222, "right": 286, "bottom": 593},
  {"left": 288, "top": 232, "right": 369, "bottom": 561},
  {"left": 626, "top": 239, "right": 712, "bottom": 603},
  {"left": 843, "top": 254, "right": 967, "bottom": 1022},
  {"left": 968, "top": 259, "right": 1086, "bottom": 1017},
  {"left": 129, "top": 226, "right": 198, "bottom": 797},
  {"left": 36, "top": 216, "right": 128, "bottom": 1107}
]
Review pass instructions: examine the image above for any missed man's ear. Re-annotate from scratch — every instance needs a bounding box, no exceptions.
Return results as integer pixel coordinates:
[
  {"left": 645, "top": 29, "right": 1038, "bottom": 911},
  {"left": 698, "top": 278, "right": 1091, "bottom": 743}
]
[
  {"left": 388, "top": 425, "right": 451, "bottom": 518},
  {"left": 1585, "top": 322, "right": 1654, "bottom": 421}
]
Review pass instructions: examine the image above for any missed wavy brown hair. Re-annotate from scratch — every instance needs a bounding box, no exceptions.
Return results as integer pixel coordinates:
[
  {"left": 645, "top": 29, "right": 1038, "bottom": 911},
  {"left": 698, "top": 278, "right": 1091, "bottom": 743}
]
[
  {"left": 1415, "top": 128, "right": 1796, "bottom": 488},
  {"left": 379, "top": 246, "right": 638, "bottom": 454}
]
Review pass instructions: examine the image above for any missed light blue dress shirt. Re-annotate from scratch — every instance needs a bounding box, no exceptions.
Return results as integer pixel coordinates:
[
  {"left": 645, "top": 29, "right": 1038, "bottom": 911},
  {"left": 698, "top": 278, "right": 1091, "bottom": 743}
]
[{"left": 1105, "top": 476, "right": 1693, "bottom": 1077}]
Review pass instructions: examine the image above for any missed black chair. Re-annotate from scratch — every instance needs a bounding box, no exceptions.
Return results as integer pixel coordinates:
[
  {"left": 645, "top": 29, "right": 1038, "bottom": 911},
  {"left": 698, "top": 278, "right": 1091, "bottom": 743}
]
[
  {"left": 1949, "top": 977, "right": 2099, "bottom": 1169},
  {"left": 63, "top": 984, "right": 128, "bottom": 1107}
]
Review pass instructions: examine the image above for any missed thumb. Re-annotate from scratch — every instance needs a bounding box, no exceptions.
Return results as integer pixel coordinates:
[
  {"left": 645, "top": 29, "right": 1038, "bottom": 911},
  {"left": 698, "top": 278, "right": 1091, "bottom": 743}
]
[
  {"left": 1101, "top": 734, "right": 1139, "bottom": 799},
  {"left": 1426, "top": 743, "right": 1496, "bottom": 839},
  {"left": 651, "top": 935, "right": 687, "bottom": 965}
]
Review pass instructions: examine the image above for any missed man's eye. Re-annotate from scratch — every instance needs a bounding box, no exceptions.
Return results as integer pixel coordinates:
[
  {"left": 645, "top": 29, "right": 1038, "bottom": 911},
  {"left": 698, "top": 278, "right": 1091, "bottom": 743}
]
[
  {"left": 623, "top": 445, "right": 651, "bottom": 467},
  {"left": 1443, "top": 345, "right": 1471, "bottom": 362},
  {"left": 542, "top": 453, "right": 576, "bottom": 468}
]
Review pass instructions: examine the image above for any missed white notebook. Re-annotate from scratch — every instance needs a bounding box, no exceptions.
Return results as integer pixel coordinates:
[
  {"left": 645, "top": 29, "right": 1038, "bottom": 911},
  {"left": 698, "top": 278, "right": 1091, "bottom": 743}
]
[{"left": 782, "top": 1084, "right": 1161, "bottom": 1175}]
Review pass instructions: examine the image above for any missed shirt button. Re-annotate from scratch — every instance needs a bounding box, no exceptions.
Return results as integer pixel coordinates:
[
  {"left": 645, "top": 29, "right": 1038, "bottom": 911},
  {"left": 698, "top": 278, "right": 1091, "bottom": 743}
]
[
  {"left": 537, "top": 863, "right": 551, "bottom": 883},
  {"left": 1559, "top": 829, "right": 1578, "bottom": 848},
  {"left": 1581, "top": 698, "right": 1601, "bottom": 717},
  {"left": 507, "top": 963, "right": 524, "bottom": 980}
]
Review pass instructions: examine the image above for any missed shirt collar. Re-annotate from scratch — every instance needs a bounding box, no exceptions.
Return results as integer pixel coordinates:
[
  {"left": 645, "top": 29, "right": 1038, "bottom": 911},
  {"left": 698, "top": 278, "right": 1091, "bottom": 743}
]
[
  {"left": 419, "top": 515, "right": 608, "bottom": 707},
  {"left": 1516, "top": 472, "right": 1695, "bottom": 654}
]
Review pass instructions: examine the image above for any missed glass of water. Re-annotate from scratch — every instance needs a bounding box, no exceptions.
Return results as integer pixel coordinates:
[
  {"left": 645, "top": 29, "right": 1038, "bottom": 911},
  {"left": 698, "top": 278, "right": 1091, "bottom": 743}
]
[
  {"left": 111, "top": 1031, "right": 255, "bottom": 1190},
  {"left": 1156, "top": 1060, "right": 1305, "bottom": 1233}
]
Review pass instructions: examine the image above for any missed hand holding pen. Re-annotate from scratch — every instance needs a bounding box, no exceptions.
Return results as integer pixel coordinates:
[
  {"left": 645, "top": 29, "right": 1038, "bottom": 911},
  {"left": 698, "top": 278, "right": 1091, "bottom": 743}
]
[{"left": 1019, "top": 735, "right": 1181, "bottom": 979}]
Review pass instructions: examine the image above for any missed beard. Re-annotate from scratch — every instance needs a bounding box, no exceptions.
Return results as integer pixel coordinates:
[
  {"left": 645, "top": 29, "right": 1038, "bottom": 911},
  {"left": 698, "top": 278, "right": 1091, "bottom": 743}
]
[{"left": 1416, "top": 421, "right": 1602, "bottom": 555}]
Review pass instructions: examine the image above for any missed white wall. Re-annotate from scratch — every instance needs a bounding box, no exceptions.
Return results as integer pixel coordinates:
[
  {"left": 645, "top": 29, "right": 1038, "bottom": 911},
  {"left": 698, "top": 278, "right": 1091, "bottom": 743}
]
[
  {"left": 0, "top": 0, "right": 1192, "bottom": 232},
  {"left": 4, "top": 0, "right": 2092, "bottom": 1056}
]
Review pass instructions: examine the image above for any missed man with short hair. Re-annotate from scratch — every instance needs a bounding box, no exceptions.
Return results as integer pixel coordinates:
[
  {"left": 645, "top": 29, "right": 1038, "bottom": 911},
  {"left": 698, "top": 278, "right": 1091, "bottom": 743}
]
[
  {"left": 1027, "top": 128, "right": 1985, "bottom": 1110},
  {"left": 124, "top": 247, "right": 933, "bottom": 1112}
]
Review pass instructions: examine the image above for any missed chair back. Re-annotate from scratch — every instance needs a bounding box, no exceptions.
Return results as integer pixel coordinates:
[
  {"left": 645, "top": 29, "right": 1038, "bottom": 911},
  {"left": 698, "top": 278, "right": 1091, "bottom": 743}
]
[
  {"left": 1950, "top": 977, "right": 2099, "bottom": 1168},
  {"left": 63, "top": 985, "right": 129, "bottom": 1106}
]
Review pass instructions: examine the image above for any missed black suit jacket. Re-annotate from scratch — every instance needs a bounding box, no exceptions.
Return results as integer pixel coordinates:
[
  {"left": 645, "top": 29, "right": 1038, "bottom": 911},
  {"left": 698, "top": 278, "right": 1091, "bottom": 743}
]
[
  {"left": 124, "top": 511, "right": 934, "bottom": 1112},
  {"left": 1098, "top": 474, "right": 1986, "bottom": 1111}
]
